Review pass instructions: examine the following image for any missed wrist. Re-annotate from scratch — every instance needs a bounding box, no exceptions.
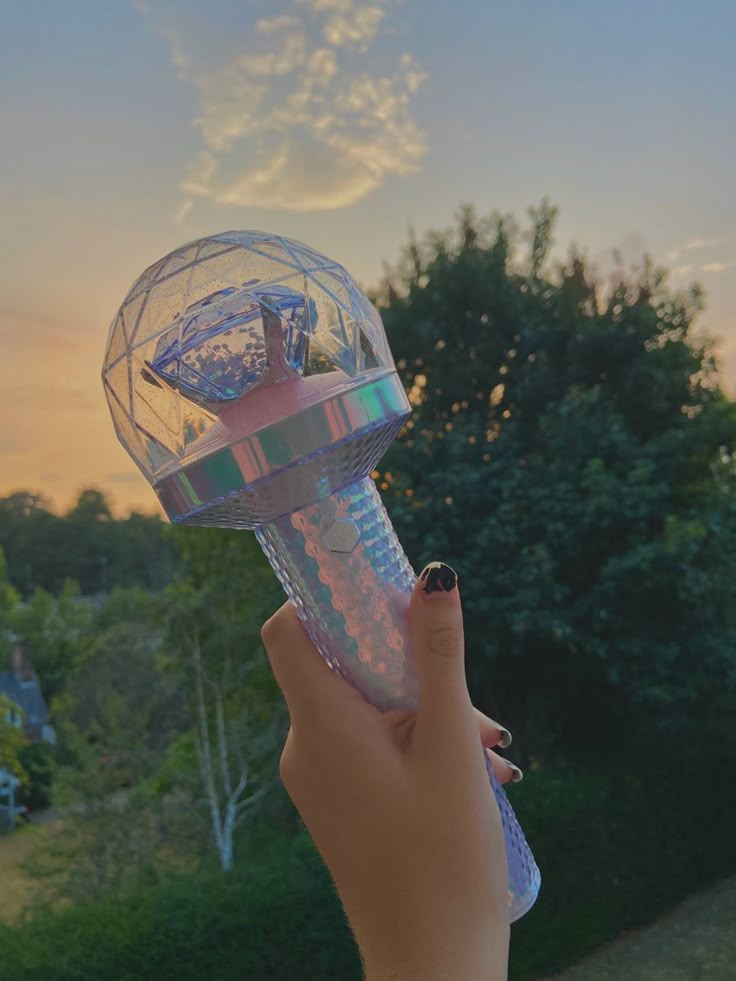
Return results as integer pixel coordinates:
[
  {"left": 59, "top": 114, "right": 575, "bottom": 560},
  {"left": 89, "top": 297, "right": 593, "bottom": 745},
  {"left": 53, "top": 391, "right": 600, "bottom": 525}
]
[{"left": 361, "top": 931, "right": 510, "bottom": 981}]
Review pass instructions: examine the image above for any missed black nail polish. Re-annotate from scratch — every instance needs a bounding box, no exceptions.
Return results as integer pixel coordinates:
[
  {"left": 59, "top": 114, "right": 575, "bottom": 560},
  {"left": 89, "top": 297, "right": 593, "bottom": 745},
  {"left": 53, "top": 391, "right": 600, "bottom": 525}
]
[
  {"left": 420, "top": 562, "right": 458, "bottom": 595},
  {"left": 507, "top": 761, "right": 524, "bottom": 783},
  {"left": 497, "top": 727, "right": 512, "bottom": 750}
]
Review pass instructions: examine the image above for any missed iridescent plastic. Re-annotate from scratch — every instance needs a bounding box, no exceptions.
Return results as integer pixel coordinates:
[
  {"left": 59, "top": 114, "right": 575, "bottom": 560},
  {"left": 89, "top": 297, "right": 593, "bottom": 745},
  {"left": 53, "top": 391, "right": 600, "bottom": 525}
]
[
  {"left": 257, "top": 478, "right": 541, "bottom": 920},
  {"left": 102, "top": 230, "right": 541, "bottom": 922}
]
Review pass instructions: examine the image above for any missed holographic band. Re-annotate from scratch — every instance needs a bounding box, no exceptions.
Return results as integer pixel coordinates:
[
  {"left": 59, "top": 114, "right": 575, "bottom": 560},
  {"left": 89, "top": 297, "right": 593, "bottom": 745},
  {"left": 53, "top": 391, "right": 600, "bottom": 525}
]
[{"left": 155, "top": 372, "right": 410, "bottom": 520}]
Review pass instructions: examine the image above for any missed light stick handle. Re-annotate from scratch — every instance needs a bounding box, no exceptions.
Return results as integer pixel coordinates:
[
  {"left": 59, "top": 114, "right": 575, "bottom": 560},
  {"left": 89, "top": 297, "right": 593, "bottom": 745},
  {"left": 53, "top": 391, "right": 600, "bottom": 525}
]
[{"left": 256, "top": 476, "right": 540, "bottom": 922}]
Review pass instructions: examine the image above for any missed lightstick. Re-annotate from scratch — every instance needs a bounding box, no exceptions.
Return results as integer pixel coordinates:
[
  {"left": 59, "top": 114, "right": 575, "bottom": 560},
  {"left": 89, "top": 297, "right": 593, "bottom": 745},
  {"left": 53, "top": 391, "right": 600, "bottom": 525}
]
[{"left": 101, "top": 231, "right": 540, "bottom": 920}]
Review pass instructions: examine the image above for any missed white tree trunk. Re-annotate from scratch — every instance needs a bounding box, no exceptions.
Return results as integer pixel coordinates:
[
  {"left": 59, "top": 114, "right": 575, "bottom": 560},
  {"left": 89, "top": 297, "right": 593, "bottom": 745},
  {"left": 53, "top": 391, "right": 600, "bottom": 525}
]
[{"left": 191, "top": 633, "right": 272, "bottom": 873}]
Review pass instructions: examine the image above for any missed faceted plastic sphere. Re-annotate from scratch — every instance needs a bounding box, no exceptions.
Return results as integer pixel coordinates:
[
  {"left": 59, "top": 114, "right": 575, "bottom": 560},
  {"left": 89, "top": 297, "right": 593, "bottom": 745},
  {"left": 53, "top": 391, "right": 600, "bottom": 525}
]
[{"left": 102, "top": 231, "right": 394, "bottom": 484}]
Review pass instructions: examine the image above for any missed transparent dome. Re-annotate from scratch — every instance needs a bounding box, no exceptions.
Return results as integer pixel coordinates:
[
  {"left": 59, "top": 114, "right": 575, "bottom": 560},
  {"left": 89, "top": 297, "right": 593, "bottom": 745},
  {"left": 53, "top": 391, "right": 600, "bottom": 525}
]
[{"left": 102, "top": 231, "right": 395, "bottom": 485}]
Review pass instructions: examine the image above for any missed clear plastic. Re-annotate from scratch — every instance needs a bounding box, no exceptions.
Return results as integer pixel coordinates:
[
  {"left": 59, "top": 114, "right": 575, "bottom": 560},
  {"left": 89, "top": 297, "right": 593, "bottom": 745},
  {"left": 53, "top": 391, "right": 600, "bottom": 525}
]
[{"left": 102, "top": 231, "right": 393, "bottom": 484}]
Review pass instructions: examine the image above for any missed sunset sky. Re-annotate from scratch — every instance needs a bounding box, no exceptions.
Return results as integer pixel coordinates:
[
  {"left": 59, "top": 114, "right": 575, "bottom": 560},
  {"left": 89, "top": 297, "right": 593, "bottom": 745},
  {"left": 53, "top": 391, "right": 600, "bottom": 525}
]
[{"left": 2, "top": 0, "right": 735, "bottom": 516}]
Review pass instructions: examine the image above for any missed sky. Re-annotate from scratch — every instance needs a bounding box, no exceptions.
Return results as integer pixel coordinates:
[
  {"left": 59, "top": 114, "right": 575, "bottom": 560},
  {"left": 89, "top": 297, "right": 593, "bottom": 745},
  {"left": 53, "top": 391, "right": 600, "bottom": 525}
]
[{"left": 1, "top": 0, "right": 735, "bottom": 516}]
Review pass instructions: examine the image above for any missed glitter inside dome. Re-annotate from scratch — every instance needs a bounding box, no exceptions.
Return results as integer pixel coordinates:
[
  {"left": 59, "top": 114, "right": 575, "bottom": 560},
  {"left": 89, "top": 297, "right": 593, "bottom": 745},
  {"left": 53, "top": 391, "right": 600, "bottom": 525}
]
[{"left": 102, "top": 231, "right": 393, "bottom": 482}]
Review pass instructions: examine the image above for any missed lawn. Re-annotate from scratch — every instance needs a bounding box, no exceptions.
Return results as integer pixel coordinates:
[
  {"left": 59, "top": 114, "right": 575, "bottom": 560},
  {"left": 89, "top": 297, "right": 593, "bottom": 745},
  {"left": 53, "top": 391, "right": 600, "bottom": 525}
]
[
  {"left": 0, "top": 826, "right": 44, "bottom": 922},
  {"left": 0, "top": 818, "right": 65, "bottom": 923}
]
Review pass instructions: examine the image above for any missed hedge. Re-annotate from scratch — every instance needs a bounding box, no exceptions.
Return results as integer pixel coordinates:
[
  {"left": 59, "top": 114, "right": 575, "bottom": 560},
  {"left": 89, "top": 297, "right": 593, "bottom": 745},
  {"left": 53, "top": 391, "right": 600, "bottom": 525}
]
[{"left": 1, "top": 739, "right": 734, "bottom": 980}]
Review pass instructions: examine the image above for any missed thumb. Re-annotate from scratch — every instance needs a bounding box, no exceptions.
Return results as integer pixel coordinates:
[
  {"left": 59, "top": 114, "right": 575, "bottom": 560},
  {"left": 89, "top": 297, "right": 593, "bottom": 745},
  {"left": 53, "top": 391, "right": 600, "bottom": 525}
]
[
  {"left": 409, "top": 562, "right": 474, "bottom": 734},
  {"left": 261, "top": 601, "right": 367, "bottom": 733}
]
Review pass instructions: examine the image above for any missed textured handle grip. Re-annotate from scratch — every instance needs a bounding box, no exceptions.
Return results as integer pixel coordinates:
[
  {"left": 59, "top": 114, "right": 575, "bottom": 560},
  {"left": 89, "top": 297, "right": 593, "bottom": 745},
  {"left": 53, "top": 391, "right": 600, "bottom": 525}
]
[{"left": 256, "top": 476, "right": 540, "bottom": 922}]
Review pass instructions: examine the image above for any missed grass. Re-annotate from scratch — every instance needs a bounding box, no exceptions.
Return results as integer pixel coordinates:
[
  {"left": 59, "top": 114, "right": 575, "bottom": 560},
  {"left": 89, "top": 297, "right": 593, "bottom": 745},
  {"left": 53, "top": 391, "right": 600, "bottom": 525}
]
[
  {"left": 0, "top": 819, "right": 67, "bottom": 923},
  {"left": 0, "top": 825, "right": 44, "bottom": 922}
]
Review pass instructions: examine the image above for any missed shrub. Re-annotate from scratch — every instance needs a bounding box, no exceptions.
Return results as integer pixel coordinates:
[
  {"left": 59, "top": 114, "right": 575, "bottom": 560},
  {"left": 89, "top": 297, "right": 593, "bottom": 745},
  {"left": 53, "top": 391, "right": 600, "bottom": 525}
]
[
  {"left": 1, "top": 729, "right": 734, "bottom": 980},
  {"left": 17, "top": 742, "right": 56, "bottom": 812}
]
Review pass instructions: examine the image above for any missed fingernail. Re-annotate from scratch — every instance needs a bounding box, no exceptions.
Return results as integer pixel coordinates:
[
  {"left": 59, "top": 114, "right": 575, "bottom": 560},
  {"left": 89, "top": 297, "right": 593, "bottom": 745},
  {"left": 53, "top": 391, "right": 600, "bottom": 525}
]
[
  {"left": 495, "top": 726, "right": 513, "bottom": 749},
  {"left": 505, "top": 760, "right": 524, "bottom": 783},
  {"left": 419, "top": 562, "right": 458, "bottom": 596},
  {"left": 487, "top": 750, "right": 523, "bottom": 782}
]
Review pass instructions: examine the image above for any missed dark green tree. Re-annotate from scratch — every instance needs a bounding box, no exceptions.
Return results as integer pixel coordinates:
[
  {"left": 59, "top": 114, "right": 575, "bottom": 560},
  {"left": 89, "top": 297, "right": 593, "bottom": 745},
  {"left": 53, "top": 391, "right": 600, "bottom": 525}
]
[
  {"left": 0, "top": 546, "right": 20, "bottom": 663},
  {"left": 10, "top": 579, "right": 93, "bottom": 699},
  {"left": 376, "top": 203, "right": 736, "bottom": 765},
  {"left": 0, "top": 489, "right": 180, "bottom": 597},
  {"left": 39, "top": 588, "right": 190, "bottom": 903}
]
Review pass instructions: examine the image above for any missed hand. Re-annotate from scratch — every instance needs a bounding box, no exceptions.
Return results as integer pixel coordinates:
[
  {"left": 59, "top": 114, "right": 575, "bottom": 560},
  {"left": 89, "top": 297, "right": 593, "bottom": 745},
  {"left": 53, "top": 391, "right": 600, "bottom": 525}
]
[{"left": 262, "top": 562, "right": 513, "bottom": 981}]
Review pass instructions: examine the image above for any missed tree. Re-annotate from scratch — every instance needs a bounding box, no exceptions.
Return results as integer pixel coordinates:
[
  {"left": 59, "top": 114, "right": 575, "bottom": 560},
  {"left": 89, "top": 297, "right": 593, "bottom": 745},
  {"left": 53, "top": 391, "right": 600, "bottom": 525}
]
[
  {"left": 0, "top": 546, "right": 20, "bottom": 664},
  {"left": 52, "top": 587, "right": 186, "bottom": 800},
  {"left": 376, "top": 203, "right": 736, "bottom": 765},
  {"left": 161, "top": 528, "right": 286, "bottom": 871},
  {"left": 0, "top": 695, "right": 27, "bottom": 784},
  {"left": 0, "top": 489, "right": 181, "bottom": 598},
  {"left": 9, "top": 579, "right": 93, "bottom": 700},
  {"left": 37, "top": 588, "right": 191, "bottom": 902}
]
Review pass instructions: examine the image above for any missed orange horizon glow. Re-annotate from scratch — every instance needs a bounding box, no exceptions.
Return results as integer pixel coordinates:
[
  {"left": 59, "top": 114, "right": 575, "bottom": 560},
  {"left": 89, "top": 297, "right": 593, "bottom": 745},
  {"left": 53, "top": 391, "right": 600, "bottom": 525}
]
[{"left": 2, "top": 3, "right": 734, "bottom": 517}]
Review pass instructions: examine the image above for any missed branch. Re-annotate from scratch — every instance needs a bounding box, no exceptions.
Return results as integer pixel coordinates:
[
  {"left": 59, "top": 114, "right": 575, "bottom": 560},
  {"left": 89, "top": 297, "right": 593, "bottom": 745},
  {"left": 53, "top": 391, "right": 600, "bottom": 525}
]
[
  {"left": 230, "top": 764, "right": 248, "bottom": 806},
  {"left": 192, "top": 630, "right": 222, "bottom": 850},
  {"left": 215, "top": 684, "right": 232, "bottom": 801},
  {"left": 234, "top": 776, "right": 278, "bottom": 824}
]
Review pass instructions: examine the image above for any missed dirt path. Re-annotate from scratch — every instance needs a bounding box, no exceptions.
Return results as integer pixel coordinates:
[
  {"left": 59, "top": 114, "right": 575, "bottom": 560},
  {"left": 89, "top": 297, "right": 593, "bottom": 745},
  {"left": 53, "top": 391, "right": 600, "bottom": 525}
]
[{"left": 546, "top": 876, "right": 736, "bottom": 981}]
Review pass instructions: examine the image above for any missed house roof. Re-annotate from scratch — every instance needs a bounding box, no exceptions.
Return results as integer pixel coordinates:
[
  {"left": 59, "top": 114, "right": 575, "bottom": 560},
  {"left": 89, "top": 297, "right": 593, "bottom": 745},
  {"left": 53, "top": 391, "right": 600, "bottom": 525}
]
[{"left": 0, "top": 673, "right": 49, "bottom": 727}]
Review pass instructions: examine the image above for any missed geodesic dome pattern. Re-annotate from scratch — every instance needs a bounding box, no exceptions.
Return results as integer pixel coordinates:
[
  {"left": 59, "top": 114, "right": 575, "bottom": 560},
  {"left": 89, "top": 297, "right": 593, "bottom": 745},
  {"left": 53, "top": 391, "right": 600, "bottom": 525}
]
[{"left": 102, "top": 231, "right": 393, "bottom": 483}]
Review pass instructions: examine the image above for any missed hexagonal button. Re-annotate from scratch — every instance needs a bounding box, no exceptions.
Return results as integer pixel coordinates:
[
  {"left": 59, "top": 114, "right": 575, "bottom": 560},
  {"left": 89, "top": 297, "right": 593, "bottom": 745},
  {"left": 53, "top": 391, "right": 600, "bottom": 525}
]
[{"left": 323, "top": 518, "right": 361, "bottom": 554}]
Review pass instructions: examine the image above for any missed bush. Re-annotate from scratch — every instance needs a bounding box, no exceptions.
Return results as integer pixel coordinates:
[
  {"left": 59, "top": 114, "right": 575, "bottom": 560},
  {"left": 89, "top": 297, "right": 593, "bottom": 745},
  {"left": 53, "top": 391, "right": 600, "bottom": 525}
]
[
  {"left": 17, "top": 742, "right": 56, "bottom": 812},
  {"left": 509, "top": 721, "right": 736, "bottom": 978},
  {"left": 0, "top": 832, "right": 362, "bottom": 981},
  {"left": 1, "top": 732, "right": 735, "bottom": 980}
]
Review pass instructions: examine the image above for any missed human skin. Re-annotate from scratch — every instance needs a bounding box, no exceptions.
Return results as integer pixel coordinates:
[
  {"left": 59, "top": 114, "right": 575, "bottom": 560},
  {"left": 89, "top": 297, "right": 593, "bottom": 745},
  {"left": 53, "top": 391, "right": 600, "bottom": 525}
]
[{"left": 261, "top": 562, "right": 516, "bottom": 980}]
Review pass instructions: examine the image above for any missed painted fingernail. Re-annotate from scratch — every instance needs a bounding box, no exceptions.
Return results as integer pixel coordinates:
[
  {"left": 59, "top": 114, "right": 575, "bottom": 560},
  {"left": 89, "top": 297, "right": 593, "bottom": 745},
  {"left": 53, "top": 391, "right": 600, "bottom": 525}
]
[
  {"left": 419, "top": 562, "right": 458, "bottom": 595},
  {"left": 505, "top": 760, "right": 524, "bottom": 783},
  {"left": 495, "top": 726, "right": 512, "bottom": 749},
  {"left": 488, "top": 750, "right": 524, "bottom": 783}
]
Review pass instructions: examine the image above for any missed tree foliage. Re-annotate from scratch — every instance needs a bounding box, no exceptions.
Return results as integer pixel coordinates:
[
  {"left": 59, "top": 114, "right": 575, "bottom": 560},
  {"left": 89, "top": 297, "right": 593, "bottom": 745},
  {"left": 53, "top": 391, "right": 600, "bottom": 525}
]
[
  {"left": 3, "top": 203, "right": 736, "bottom": 979},
  {"left": 377, "top": 203, "right": 736, "bottom": 763},
  {"left": 0, "top": 694, "right": 27, "bottom": 783},
  {"left": 9, "top": 580, "right": 94, "bottom": 700},
  {"left": 160, "top": 529, "right": 287, "bottom": 870},
  {"left": 0, "top": 490, "right": 180, "bottom": 597}
]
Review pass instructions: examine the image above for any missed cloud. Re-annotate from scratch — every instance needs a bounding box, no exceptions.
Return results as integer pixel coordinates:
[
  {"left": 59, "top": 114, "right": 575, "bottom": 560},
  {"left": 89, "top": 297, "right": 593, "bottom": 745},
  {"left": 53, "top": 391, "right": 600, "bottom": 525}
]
[
  {"left": 136, "top": 0, "right": 427, "bottom": 213},
  {"left": 701, "top": 260, "right": 735, "bottom": 273},
  {"left": 173, "top": 198, "right": 193, "bottom": 225},
  {"left": 685, "top": 237, "right": 717, "bottom": 252},
  {"left": 666, "top": 237, "right": 719, "bottom": 262},
  {"left": 669, "top": 258, "right": 735, "bottom": 277}
]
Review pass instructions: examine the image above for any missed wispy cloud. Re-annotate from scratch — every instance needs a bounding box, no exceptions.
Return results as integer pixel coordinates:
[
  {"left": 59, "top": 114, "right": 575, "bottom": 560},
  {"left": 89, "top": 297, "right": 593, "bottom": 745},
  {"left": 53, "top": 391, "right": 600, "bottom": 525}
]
[
  {"left": 135, "top": 0, "right": 427, "bottom": 213},
  {"left": 668, "top": 258, "right": 735, "bottom": 278},
  {"left": 173, "top": 198, "right": 193, "bottom": 225},
  {"left": 700, "top": 260, "right": 735, "bottom": 274},
  {"left": 663, "top": 235, "right": 736, "bottom": 278},
  {"left": 666, "top": 237, "right": 719, "bottom": 263}
]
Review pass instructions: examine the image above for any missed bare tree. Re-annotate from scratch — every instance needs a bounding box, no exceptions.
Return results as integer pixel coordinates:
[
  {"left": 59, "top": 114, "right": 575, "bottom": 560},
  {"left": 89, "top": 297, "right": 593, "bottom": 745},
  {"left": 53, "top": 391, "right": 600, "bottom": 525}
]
[{"left": 190, "top": 629, "right": 279, "bottom": 872}]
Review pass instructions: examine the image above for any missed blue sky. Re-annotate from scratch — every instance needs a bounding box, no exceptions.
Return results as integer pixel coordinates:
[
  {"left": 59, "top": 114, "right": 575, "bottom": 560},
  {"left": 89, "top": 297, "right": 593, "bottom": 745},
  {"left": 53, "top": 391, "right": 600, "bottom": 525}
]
[{"left": 1, "top": 0, "right": 734, "bottom": 512}]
